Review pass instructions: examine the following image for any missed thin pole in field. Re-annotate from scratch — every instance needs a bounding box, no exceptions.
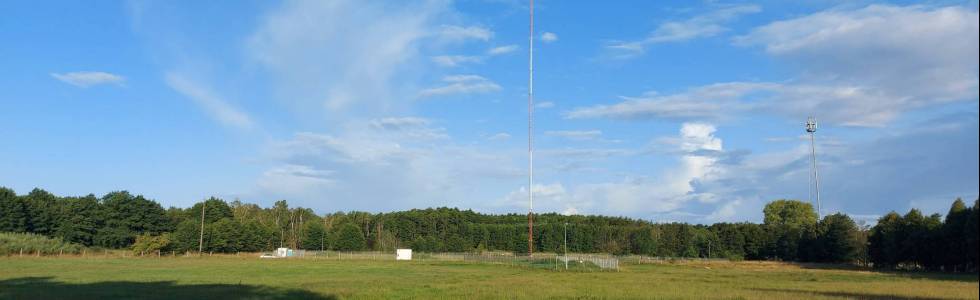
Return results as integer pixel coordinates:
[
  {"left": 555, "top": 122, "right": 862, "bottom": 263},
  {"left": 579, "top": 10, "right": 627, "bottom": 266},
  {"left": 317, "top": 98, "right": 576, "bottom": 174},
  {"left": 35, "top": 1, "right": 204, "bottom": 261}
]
[
  {"left": 199, "top": 200, "right": 206, "bottom": 255},
  {"left": 563, "top": 222, "right": 568, "bottom": 270},
  {"left": 527, "top": 0, "right": 535, "bottom": 258}
]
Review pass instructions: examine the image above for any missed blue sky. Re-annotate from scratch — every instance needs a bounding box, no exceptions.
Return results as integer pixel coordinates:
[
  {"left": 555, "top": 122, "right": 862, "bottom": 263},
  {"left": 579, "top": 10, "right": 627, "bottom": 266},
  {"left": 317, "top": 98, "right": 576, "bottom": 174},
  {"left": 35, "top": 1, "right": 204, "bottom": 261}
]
[{"left": 1, "top": 0, "right": 977, "bottom": 224}]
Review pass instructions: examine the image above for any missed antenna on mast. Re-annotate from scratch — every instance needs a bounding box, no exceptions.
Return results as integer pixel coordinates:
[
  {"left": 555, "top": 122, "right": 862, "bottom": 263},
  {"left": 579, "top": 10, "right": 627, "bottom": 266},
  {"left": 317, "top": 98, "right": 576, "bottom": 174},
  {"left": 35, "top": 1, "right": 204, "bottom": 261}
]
[
  {"left": 806, "top": 116, "right": 821, "bottom": 218},
  {"left": 527, "top": 0, "right": 534, "bottom": 256}
]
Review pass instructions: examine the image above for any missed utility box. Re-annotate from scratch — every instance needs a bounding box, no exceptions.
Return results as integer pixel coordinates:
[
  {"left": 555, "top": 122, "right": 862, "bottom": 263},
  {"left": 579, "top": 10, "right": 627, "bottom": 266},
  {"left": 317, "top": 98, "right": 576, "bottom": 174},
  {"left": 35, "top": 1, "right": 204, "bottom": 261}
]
[{"left": 396, "top": 249, "right": 412, "bottom": 260}]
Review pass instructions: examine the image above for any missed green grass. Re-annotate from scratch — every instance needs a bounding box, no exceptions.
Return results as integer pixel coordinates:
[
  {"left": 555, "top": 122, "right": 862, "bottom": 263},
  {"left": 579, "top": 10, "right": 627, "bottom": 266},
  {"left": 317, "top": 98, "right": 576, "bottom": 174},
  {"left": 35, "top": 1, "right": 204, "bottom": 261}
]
[{"left": 1, "top": 257, "right": 976, "bottom": 299}]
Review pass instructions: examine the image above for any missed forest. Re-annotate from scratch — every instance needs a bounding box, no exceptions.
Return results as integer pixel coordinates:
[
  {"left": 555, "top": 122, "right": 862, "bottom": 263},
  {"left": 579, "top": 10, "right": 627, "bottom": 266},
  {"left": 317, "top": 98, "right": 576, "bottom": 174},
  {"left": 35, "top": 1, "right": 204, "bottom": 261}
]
[{"left": 1, "top": 186, "right": 977, "bottom": 272}]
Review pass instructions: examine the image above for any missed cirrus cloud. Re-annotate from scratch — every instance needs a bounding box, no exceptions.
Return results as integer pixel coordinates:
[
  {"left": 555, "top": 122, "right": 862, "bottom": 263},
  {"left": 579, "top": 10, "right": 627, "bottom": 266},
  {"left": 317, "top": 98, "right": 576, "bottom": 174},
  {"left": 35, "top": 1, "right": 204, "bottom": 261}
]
[{"left": 51, "top": 71, "right": 125, "bottom": 87}]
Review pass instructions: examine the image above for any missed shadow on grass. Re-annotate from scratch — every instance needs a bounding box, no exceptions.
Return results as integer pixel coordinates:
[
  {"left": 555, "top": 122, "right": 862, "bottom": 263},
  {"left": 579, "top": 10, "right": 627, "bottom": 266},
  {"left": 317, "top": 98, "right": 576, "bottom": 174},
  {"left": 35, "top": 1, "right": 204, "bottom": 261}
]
[
  {"left": 748, "top": 287, "right": 950, "bottom": 300},
  {"left": 792, "top": 263, "right": 979, "bottom": 283},
  {"left": 0, "top": 277, "right": 335, "bottom": 300}
]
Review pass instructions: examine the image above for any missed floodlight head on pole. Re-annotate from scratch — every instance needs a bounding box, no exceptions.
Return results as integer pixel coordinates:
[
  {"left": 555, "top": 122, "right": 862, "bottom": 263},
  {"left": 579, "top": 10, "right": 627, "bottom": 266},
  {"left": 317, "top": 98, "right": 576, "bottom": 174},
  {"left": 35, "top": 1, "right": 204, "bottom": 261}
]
[{"left": 806, "top": 116, "right": 817, "bottom": 133}]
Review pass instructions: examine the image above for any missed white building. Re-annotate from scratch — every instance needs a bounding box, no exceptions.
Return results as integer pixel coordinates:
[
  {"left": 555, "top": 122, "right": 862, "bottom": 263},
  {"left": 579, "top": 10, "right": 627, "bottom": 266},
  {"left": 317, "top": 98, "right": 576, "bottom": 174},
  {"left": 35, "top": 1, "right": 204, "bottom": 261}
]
[{"left": 396, "top": 249, "right": 412, "bottom": 260}]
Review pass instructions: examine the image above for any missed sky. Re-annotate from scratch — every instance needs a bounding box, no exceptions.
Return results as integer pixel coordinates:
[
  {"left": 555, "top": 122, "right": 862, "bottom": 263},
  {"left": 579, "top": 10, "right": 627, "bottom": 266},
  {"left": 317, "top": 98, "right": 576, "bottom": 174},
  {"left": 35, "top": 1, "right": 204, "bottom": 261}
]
[{"left": 1, "top": 0, "right": 978, "bottom": 224}]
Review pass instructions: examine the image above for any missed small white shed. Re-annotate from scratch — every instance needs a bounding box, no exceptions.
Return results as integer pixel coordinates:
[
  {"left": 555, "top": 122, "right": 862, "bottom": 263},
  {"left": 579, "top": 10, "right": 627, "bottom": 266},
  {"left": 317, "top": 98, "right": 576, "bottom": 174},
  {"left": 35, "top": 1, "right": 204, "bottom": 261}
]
[
  {"left": 276, "top": 247, "right": 290, "bottom": 257},
  {"left": 396, "top": 249, "right": 412, "bottom": 260}
]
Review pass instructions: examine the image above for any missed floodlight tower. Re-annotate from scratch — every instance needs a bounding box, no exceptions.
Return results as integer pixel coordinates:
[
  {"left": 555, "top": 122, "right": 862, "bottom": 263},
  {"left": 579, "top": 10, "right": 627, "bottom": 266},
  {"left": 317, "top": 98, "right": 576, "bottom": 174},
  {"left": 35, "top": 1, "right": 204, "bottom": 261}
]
[
  {"left": 805, "top": 116, "right": 821, "bottom": 218},
  {"left": 527, "top": 0, "right": 535, "bottom": 256}
]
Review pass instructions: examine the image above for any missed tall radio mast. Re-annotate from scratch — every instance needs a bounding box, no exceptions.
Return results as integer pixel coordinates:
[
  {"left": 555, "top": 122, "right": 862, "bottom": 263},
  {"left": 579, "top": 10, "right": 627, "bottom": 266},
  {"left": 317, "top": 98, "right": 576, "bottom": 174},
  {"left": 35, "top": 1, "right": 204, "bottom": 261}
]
[{"left": 527, "top": 0, "right": 535, "bottom": 256}]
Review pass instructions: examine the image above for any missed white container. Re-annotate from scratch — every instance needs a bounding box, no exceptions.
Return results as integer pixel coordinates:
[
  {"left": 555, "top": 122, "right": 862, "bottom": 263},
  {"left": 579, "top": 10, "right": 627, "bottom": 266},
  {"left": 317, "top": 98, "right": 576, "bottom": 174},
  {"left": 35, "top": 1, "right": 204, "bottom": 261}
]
[{"left": 396, "top": 249, "right": 412, "bottom": 260}]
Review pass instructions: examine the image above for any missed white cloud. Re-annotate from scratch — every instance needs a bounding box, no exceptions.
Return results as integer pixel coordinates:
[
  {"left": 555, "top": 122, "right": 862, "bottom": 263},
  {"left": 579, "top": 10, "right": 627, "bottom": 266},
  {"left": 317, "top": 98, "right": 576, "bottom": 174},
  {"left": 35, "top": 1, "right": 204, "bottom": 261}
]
[
  {"left": 370, "top": 117, "right": 430, "bottom": 130},
  {"left": 540, "top": 32, "right": 558, "bottom": 43},
  {"left": 51, "top": 71, "right": 125, "bottom": 87},
  {"left": 432, "top": 55, "right": 483, "bottom": 67},
  {"left": 565, "top": 82, "right": 770, "bottom": 121},
  {"left": 684, "top": 113, "right": 980, "bottom": 222},
  {"left": 545, "top": 130, "right": 602, "bottom": 141},
  {"left": 418, "top": 74, "right": 502, "bottom": 97},
  {"left": 247, "top": 0, "right": 444, "bottom": 114},
  {"left": 535, "top": 101, "right": 555, "bottom": 109},
  {"left": 706, "top": 199, "right": 742, "bottom": 222},
  {"left": 566, "top": 78, "right": 972, "bottom": 127},
  {"left": 487, "top": 132, "right": 511, "bottom": 141},
  {"left": 679, "top": 123, "right": 722, "bottom": 152},
  {"left": 368, "top": 117, "right": 448, "bottom": 140},
  {"left": 258, "top": 121, "right": 524, "bottom": 210},
  {"left": 605, "top": 5, "right": 760, "bottom": 58},
  {"left": 588, "top": 5, "right": 978, "bottom": 125},
  {"left": 736, "top": 4, "right": 978, "bottom": 107},
  {"left": 500, "top": 183, "right": 570, "bottom": 211},
  {"left": 496, "top": 123, "right": 725, "bottom": 217},
  {"left": 165, "top": 72, "right": 254, "bottom": 130},
  {"left": 439, "top": 25, "right": 493, "bottom": 42},
  {"left": 257, "top": 164, "right": 336, "bottom": 198},
  {"left": 487, "top": 45, "right": 519, "bottom": 55}
]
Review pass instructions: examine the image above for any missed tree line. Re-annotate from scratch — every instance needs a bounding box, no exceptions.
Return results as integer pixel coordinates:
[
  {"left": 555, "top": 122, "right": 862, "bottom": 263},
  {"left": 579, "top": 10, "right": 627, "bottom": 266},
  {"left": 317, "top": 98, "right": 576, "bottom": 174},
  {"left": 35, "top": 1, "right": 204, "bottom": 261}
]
[{"left": 1, "top": 186, "right": 977, "bottom": 272}]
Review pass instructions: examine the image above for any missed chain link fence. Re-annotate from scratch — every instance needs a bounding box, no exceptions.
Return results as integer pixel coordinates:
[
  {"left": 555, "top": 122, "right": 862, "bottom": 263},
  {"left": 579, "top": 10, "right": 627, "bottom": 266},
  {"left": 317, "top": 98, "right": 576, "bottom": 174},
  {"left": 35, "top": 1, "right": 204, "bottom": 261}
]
[{"left": 3, "top": 249, "right": 620, "bottom": 271}]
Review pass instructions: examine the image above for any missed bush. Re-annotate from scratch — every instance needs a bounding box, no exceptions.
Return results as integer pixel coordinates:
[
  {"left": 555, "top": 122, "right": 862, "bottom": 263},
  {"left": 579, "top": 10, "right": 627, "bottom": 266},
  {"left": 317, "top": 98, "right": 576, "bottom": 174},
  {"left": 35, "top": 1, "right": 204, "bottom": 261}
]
[
  {"left": 0, "top": 232, "right": 83, "bottom": 255},
  {"left": 131, "top": 233, "right": 171, "bottom": 254},
  {"left": 726, "top": 253, "right": 745, "bottom": 262}
]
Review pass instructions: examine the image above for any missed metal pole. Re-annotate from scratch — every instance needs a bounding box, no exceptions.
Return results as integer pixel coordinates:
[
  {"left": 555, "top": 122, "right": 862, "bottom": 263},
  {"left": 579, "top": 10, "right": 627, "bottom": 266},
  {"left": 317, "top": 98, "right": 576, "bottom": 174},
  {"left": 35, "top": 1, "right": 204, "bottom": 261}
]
[
  {"left": 806, "top": 117, "right": 821, "bottom": 218},
  {"left": 811, "top": 132, "right": 821, "bottom": 218},
  {"left": 810, "top": 132, "right": 820, "bottom": 219},
  {"left": 527, "top": 0, "right": 534, "bottom": 257},
  {"left": 563, "top": 222, "right": 568, "bottom": 270},
  {"left": 199, "top": 200, "right": 206, "bottom": 255}
]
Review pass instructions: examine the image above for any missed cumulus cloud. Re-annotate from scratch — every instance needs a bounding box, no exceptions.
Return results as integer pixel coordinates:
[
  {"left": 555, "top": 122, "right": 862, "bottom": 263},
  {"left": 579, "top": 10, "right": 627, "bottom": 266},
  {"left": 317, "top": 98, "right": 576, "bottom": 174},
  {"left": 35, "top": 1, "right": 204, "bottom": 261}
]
[
  {"left": 497, "top": 123, "right": 727, "bottom": 218},
  {"left": 686, "top": 113, "right": 980, "bottom": 221},
  {"left": 51, "top": 71, "right": 125, "bottom": 87},
  {"left": 165, "top": 72, "right": 254, "bottom": 130},
  {"left": 605, "top": 4, "right": 760, "bottom": 58},
  {"left": 418, "top": 75, "right": 502, "bottom": 97}
]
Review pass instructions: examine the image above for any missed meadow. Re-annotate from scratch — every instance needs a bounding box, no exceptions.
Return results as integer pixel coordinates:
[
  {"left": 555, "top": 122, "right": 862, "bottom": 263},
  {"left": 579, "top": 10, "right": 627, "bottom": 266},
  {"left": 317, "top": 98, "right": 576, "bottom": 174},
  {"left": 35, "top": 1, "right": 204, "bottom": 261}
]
[{"left": 1, "top": 256, "right": 977, "bottom": 299}]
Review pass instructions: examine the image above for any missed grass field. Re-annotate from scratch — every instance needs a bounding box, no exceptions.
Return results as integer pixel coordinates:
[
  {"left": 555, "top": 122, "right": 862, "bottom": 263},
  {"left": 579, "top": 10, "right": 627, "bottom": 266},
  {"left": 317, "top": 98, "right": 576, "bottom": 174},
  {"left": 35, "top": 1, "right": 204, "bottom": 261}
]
[{"left": 1, "top": 257, "right": 977, "bottom": 299}]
